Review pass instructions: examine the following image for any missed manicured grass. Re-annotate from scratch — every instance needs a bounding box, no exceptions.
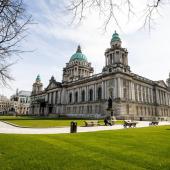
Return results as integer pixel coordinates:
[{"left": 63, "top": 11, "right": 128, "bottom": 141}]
[
  {"left": 4, "top": 119, "right": 123, "bottom": 127},
  {"left": 0, "top": 126, "right": 170, "bottom": 170},
  {"left": 0, "top": 115, "right": 34, "bottom": 120}
]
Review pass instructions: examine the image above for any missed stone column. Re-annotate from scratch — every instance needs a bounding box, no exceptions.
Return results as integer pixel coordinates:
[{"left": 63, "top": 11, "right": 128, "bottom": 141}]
[
  {"left": 131, "top": 82, "right": 135, "bottom": 101},
  {"left": 85, "top": 86, "right": 87, "bottom": 101},
  {"left": 108, "top": 55, "right": 110, "bottom": 65},
  {"left": 160, "top": 91, "right": 163, "bottom": 105},
  {"left": 146, "top": 87, "right": 148, "bottom": 103},
  {"left": 105, "top": 81, "right": 107, "bottom": 99},
  {"left": 159, "top": 90, "right": 161, "bottom": 105},
  {"left": 149, "top": 88, "right": 152, "bottom": 103},
  {"left": 87, "top": 86, "right": 89, "bottom": 101},
  {"left": 114, "top": 78, "right": 117, "bottom": 98},
  {"left": 165, "top": 93, "right": 167, "bottom": 106},
  {"left": 49, "top": 93, "right": 51, "bottom": 104},
  {"left": 156, "top": 89, "right": 160, "bottom": 105},
  {"left": 117, "top": 78, "right": 122, "bottom": 98},
  {"left": 161, "top": 91, "right": 164, "bottom": 105},
  {"left": 137, "top": 85, "right": 139, "bottom": 102},
  {"left": 78, "top": 88, "right": 80, "bottom": 103},
  {"left": 165, "top": 92, "right": 167, "bottom": 105},
  {"left": 102, "top": 81, "right": 104, "bottom": 99},
  {"left": 141, "top": 86, "right": 143, "bottom": 103},
  {"left": 59, "top": 90, "right": 61, "bottom": 104},
  {"left": 53, "top": 92, "right": 56, "bottom": 104},
  {"left": 129, "top": 81, "right": 132, "bottom": 100},
  {"left": 142, "top": 87, "right": 145, "bottom": 103},
  {"left": 94, "top": 84, "right": 96, "bottom": 101}
]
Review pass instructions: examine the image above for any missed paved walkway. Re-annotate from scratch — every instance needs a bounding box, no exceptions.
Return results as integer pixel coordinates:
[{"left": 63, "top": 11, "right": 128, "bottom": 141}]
[{"left": 0, "top": 121, "right": 170, "bottom": 134}]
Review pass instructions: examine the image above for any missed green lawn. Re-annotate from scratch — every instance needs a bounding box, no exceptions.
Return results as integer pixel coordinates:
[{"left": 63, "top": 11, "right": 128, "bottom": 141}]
[
  {"left": 0, "top": 115, "right": 34, "bottom": 120},
  {"left": 0, "top": 115, "right": 123, "bottom": 127},
  {"left": 3, "top": 119, "right": 123, "bottom": 127},
  {"left": 0, "top": 126, "right": 170, "bottom": 170}
]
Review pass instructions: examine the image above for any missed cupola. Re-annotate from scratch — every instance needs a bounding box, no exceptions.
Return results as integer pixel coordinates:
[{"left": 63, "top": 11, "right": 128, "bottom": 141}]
[
  {"left": 110, "top": 31, "right": 122, "bottom": 47},
  {"left": 69, "top": 45, "right": 88, "bottom": 62}
]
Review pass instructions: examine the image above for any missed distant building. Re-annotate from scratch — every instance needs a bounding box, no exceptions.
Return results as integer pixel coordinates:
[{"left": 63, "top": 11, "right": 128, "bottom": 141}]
[
  {"left": 0, "top": 95, "right": 12, "bottom": 115},
  {"left": 10, "top": 89, "right": 31, "bottom": 115},
  {"left": 30, "top": 31, "right": 170, "bottom": 120}
]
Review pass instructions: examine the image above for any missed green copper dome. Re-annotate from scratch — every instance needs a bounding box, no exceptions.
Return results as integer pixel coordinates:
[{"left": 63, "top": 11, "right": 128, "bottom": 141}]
[
  {"left": 70, "top": 45, "right": 88, "bottom": 62},
  {"left": 111, "top": 31, "right": 121, "bottom": 42},
  {"left": 36, "top": 74, "right": 41, "bottom": 82}
]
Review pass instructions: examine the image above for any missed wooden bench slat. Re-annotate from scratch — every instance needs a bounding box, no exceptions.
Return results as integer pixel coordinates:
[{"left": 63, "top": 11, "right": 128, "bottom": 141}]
[
  {"left": 84, "top": 120, "right": 99, "bottom": 127},
  {"left": 124, "top": 120, "right": 137, "bottom": 128}
]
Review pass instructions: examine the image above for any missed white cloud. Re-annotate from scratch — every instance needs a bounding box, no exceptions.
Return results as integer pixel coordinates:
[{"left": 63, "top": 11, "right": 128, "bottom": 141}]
[{"left": 1, "top": 0, "right": 170, "bottom": 98}]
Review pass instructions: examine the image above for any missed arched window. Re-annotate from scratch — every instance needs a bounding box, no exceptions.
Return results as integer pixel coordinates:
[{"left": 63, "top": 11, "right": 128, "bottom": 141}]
[
  {"left": 69, "top": 93, "right": 72, "bottom": 103},
  {"left": 75, "top": 92, "right": 78, "bottom": 103},
  {"left": 89, "top": 89, "right": 93, "bottom": 101},
  {"left": 97, "top": 87, "right": 102, "bottom": 100},
  {"left": 81, "top": 90, "right": 85, "bottom": 102}
]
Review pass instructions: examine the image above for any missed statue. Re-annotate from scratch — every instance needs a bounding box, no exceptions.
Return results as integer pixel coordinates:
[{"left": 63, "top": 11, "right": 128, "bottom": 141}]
[{"left": 108, "top": 97, "right": 112, "bottom": 109}]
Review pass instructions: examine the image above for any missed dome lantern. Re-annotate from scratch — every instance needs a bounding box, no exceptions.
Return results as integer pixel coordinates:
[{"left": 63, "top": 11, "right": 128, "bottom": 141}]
[
  {"left": 36, "top": 74, "right": 41, "bottom": 82},
  {"left": 110, "top": 31, "right": 122, "bottom": 47}
]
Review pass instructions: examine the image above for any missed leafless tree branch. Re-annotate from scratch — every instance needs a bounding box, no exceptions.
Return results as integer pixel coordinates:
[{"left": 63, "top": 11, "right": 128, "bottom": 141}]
[
  {"left": 67, "top": 0, "right": 166, "bottom": 31},
  {"left": 0, "top": 0, "right": 32, "bottom": 86}
]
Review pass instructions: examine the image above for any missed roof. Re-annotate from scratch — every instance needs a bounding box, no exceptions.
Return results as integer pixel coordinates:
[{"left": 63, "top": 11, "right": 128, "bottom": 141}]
[
  {"left": 154, "top": 80, "right": 167, "bottom": 88},
  {"left": 36, "top": 74, "right": 41, "bottom": 82},
  {"left": 111, "top": 31, "right": 121, "bottom": 42},
  {"left": 18, "top": 91, "right": 31, "bottom": 97},
  {"left": 0, "top": 95, "right": 9, "bottom": 101},
  {"left": 69, "top": 45, "right": 88, "bottom": 62}
]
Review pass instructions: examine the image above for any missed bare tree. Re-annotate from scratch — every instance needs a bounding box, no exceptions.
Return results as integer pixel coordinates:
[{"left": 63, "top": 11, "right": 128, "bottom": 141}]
[
  {"left": 0, "top": 0, "right": 31, "bottom": 86},
  {"left": 67, "top": 0, "right": 165, "bottom": 31}
]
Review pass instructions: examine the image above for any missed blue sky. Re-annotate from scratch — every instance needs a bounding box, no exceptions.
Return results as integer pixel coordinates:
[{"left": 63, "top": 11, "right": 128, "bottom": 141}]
[{"left": 1, "top": 0, "right": 170, "bottom": 97}]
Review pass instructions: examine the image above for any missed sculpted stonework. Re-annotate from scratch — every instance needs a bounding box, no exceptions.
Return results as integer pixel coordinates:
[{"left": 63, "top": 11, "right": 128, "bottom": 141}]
[{"left": 30, "top": 31, "right": 170, "bottom": 120}]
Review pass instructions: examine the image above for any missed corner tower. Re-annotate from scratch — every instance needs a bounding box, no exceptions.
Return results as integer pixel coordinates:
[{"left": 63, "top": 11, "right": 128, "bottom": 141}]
[
  {"left": 62, "top": 45, "right": 94, "bottom": 82},
  {"left": 166, "top": 73, "right": 170, "bottom": 91},
  {"left": 32, "top": 75, "right": 43, "bottom": 95},
  {"left": 102, "top": 31, "right": 130, "bottom": 73}
]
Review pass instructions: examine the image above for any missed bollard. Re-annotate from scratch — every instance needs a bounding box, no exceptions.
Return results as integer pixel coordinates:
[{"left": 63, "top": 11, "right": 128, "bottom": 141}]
[{"left": 70, "top": 121, "right": 77, "bottom": 133}]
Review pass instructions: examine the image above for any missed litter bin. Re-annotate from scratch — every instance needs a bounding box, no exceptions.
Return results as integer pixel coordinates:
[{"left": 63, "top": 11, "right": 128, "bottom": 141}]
[{"left": 70, "top": 121, "right": 77, "bottom": 133}]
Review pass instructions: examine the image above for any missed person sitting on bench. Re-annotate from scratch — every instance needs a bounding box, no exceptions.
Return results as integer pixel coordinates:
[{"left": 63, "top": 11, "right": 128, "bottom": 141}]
[{"left": 104, "top": 117, "right": 112, "bottom": 126}]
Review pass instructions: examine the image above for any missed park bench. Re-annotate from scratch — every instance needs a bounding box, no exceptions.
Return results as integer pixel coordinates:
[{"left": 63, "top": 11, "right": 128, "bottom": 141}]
[
  {"left": 149, "top": 121, "right": 159, "bottom": 126},
  {"left": 110, "top": 117, "right": 116, "bottom": 125},
  {"left": 123, "top": 120, "right": 137, "bottom": 128},
  {"left": 84, "top": 120, "right": 100, "bottom": 127}
]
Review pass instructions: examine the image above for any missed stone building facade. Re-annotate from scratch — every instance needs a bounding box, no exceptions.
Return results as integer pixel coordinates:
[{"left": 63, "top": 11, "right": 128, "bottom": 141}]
[
  {"left": 0, "top": 95, "right": 12, "bottom": 115},
  {"left": 10, "top": 90, "right": 31, "bottom": 115},
  {"left": 30, "top": 32, "right": 170, "bottom": 120}
]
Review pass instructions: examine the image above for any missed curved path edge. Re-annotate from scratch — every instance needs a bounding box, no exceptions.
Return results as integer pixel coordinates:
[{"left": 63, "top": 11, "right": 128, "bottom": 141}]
[{"left": 0, "top": 121, "right": 170, "bottom": 134}]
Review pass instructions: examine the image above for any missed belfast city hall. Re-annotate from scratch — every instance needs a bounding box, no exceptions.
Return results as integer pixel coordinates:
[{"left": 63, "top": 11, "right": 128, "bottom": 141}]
[{"left": 30, "top": 31, "right": 170, "bottom": 120}]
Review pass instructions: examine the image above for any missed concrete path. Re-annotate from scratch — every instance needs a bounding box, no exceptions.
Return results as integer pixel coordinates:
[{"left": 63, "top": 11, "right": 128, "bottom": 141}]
[{"left": 0, "top": 121, "right": 170, "bottom": 134}]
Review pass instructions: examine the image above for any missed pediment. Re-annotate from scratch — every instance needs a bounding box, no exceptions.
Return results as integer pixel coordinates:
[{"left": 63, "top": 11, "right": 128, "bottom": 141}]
[
  {"left": 47, "top": 82, "right": 56, "bottom": 90},
  {"left": 156, "top": 80, "right": 167, "bottom": 88},
  {"left": 46, "top": 80, "right": 62, "bottom": 90}
]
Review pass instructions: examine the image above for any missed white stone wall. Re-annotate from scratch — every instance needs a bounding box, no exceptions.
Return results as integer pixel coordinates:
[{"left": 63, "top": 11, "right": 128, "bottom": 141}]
[{"left": 30, "top": 72, "right": 170, "bottom": 120}]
